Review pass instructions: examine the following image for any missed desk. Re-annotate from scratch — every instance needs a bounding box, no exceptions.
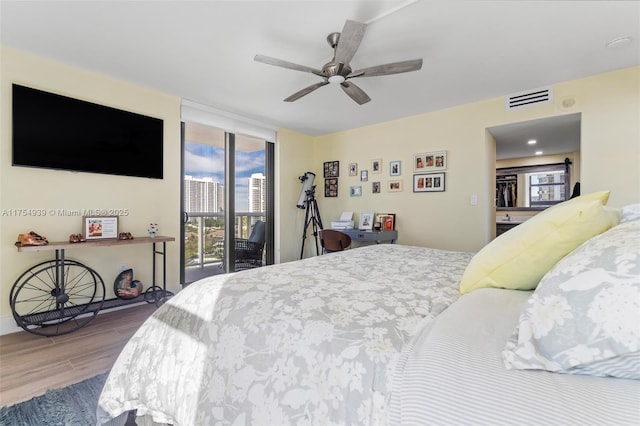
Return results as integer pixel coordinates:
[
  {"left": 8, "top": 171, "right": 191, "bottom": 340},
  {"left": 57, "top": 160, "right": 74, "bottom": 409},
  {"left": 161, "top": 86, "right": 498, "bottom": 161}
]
[{"left": 342, "top": 229, "right": 397, "bottom": 244}]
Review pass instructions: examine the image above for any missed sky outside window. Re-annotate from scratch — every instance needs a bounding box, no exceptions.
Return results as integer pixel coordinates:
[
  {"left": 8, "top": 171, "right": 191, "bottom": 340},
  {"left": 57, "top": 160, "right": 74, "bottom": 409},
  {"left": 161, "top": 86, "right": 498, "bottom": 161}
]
[{"left": 184, "top": 140, "right": 265, "bottom": 212}]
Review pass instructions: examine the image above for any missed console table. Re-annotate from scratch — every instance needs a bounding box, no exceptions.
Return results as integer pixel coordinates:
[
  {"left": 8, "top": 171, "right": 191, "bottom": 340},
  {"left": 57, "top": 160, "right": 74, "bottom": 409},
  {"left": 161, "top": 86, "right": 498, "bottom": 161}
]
[
  {"left": 12, "top": 236, "right": 174, "bottom": 336},
  {"left": 342, "top": 229, "right": 398, "bottom": 244}
]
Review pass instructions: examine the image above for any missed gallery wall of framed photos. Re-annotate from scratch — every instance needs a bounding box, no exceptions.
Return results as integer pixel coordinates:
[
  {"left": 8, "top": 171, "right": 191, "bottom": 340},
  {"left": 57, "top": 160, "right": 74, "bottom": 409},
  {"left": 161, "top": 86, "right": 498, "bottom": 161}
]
[
  {"left": 327, "top": 151, "right": 447, "bottom": 198},
  {"left": 320, "top": 151, "right": 447, "bottom": 239}
]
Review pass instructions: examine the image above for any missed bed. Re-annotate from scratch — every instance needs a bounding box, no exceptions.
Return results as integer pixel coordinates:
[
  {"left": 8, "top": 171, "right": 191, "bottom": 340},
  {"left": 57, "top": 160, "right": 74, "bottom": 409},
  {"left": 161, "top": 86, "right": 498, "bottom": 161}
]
[
  {"left": 97, "top": 195, "right": 640, "bottom": 426},
  {"left": 97, "top": 244, "right": 473, "bottom": 425}
]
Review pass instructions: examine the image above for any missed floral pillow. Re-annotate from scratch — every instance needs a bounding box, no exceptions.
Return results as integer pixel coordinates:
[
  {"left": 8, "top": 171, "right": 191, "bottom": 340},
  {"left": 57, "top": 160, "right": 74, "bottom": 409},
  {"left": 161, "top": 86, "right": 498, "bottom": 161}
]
[
  {"left": 502, "top": 219, "right": 640, "bottom": 379},
  {"left": 621, "top": 203, "right": 640, "bottom": 223}
]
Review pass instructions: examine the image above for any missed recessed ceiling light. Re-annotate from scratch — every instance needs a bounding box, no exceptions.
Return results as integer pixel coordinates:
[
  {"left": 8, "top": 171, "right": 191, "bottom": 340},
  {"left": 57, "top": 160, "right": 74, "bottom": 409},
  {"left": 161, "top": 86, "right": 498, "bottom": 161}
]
[
  {"left": 606, "top": 36, "right": 632, "bottom": 49},
  {"left": 535, "top": 151, "right": 543, "bottom": 156},
  {"left": 528, "top": 139, "right": 537, "bottom": 145}
]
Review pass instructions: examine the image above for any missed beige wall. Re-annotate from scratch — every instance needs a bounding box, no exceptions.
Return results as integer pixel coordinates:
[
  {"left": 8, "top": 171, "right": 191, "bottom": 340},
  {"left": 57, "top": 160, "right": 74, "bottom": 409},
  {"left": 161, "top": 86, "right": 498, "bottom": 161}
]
[
  {"left": 275, "top": 128, "right": 315, "bottom": 262},
  {"left": 311, "top": 66, "right": 640, "bottom": 253},
  {"left": 0, "top": 47, "right": 182, "bottom": 329}
]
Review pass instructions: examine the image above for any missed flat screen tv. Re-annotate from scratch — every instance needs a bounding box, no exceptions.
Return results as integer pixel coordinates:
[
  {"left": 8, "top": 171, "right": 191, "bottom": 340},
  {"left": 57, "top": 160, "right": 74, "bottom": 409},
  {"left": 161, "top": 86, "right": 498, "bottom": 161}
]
[{"left": 12, "top": 84, "right": 164, "bottom": 179}]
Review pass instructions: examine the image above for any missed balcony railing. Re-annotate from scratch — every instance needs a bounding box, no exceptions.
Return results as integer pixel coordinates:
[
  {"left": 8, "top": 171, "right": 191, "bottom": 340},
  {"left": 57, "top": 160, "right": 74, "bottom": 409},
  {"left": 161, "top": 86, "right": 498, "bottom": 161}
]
[{"left": 184, "top": 212, "right": 265, "bottom": 272}]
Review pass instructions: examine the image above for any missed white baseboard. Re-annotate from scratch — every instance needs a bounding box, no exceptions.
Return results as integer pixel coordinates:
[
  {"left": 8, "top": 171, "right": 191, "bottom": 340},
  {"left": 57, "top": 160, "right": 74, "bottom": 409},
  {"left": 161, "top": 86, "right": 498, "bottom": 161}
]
[{"left": 0, "top": 284, "right": 182, "bottom": 336}]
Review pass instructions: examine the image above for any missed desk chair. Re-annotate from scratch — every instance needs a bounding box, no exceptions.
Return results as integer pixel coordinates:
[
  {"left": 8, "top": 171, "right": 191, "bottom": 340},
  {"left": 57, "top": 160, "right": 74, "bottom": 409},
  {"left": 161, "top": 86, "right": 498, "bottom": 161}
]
[{"left": 319, "top": 229, "right": 351, "bottom": 254}]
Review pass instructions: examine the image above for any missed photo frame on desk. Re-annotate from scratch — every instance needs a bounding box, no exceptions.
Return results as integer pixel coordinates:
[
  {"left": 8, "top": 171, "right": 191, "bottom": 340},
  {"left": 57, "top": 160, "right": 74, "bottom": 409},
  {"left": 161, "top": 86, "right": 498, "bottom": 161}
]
[
  {"left": 376, "top": 213, "right": 396, "bottom": 231},
  {"left": 359, "top": 211, "right": 374, "bottom": 230},
  {"left": 83, "top": 216, "right": 118, "bottom": 240}
]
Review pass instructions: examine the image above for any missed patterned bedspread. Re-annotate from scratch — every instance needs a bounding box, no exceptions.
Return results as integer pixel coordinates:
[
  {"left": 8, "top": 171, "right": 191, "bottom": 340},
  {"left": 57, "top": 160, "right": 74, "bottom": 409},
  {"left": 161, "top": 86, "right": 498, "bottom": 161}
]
[{"left": 97, "top": 244, "right": 472, "bottom": 426}]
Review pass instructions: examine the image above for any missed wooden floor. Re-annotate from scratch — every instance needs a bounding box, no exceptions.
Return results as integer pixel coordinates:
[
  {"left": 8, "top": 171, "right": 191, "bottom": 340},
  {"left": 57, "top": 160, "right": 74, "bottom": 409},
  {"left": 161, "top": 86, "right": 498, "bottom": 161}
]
[{"left": 0, "top": 303, "right": 157, "bottom": 407}]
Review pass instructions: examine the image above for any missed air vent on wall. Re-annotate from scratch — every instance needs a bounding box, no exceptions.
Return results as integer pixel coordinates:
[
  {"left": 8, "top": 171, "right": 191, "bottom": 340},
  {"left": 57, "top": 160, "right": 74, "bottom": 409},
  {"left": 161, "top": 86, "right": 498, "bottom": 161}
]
[{"left": 505, "top": 86, "right": 552, "bottom": 110}]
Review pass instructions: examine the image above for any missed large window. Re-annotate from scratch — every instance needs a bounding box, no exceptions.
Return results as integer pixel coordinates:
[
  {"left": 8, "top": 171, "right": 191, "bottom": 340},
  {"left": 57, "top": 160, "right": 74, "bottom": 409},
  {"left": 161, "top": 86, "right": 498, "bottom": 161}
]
[{"left": 181, "top": 122, "right": 273, "bottom": 284}]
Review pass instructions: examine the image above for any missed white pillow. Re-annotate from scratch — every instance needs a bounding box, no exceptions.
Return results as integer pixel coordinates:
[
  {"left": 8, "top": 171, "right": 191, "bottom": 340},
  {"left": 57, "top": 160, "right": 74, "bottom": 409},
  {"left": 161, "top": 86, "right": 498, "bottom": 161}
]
[{"left": 502, "top": 219, "right": 640, "bottom": 379}]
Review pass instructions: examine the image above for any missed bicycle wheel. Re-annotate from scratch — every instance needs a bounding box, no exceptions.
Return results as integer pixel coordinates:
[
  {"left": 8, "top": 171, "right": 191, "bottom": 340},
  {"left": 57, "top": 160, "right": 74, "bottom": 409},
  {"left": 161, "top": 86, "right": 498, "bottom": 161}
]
[{"left": 10, "top": 259, "right": 105, "bottom": 336}]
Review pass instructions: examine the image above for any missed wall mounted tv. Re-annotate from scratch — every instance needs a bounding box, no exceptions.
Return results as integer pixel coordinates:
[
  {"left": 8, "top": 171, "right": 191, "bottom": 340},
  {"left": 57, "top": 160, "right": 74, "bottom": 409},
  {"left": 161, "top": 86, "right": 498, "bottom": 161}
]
[{"left": 12, "top": 84, "right": 164, "bottom": 179}]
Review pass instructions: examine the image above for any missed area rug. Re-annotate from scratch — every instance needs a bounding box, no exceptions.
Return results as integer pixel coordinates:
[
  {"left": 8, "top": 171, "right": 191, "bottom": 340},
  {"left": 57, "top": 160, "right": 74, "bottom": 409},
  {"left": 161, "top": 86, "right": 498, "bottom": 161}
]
[{"left": 0, "top": 372, "right": 135, "bottom": 426}]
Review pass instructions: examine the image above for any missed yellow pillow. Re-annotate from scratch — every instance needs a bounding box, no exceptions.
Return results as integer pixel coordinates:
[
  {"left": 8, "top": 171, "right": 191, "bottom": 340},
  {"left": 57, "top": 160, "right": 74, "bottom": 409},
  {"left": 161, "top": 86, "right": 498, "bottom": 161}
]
[{"left": 459, "top": 192, "right": 619, "bottom": 294}]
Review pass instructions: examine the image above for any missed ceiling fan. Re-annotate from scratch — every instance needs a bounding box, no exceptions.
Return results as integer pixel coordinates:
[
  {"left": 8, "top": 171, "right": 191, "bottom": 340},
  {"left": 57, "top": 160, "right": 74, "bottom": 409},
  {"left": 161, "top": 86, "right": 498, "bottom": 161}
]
[{"left": 254, "top": 19, "right": 423, "bottom": 105}]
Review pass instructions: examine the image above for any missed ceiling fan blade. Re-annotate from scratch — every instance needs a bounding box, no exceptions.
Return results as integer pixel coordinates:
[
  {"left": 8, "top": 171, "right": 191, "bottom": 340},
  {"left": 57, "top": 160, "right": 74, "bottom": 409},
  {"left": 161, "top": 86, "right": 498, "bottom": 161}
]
[
  {"left": 340, "top": 81, "right": 371, "bottom": 105},
  {"left": 284, "top": 81, "right": 329, "bottom": 102},
  {"left": 350, "top": 59, "right": 423, "bottom": 78},
  {"left": 334, "top": 20, "right": 367, "bottom": 65},
  {"left": 254, "top": 54, "right": 323, "bottom": 75}
]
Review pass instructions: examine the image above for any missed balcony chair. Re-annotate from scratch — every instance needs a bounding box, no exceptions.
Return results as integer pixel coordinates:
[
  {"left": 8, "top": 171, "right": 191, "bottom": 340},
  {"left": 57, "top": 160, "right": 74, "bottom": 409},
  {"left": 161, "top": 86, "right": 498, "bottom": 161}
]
[
  {"left": 235, "top": 220, "right": 266, "bottom": 271},
  {"left": 319, "top": 229, "right": 351, "bottom": 254}
]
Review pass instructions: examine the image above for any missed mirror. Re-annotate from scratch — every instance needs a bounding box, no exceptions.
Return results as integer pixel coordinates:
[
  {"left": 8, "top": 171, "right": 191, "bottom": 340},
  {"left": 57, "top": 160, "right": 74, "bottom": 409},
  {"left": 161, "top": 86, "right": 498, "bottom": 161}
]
[{"left": 490, "top": 113, "right": 581, "bottom": 210}]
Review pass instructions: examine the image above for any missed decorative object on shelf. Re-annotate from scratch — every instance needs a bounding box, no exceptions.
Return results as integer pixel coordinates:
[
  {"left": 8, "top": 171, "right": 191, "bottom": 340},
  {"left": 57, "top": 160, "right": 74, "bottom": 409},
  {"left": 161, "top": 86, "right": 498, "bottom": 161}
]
[
  {"left": 15, "top": 231, "right": 49, "bottom": 247},
  {"left": 388, "top": 180, "right": 403, "bottom": 192},
  {"left": 360, "top": 170, "right": 368, "bottom": 182},
  {"left": 372, "top": 181, "right": 381, "bottom": 194},
  {"left": 371, "top": 159, "right": 382, "bottom": 174},
  {"left": 118, "top": 232, "right": 134, "bottom": 240},
  {"left": 68, "top": 234, "right": 86, "bottom": 243},
  {"left": 323, "top": 160, "right": 339, "bottom": 178},
  {"left": 350, "top": 186, "right": 362, "bottom": 197},
  {"left": 148, "top": 223, "right": 158, "bottom": 238},
  {"left": 83, "top": 216, "right": 118, "bottom": 240},
  {"left": 348, "top": 163, "right": 357, "bottom": 176},
  {"left": 376, "top": 213, "right": 396, "bottom": 230},
  {"left": 114, "top": 268, "right": 144, "bottom": 299},
  {"left": 359, "top": 211, "right": 374, "bottom": 230},
  {"left": 390, "top": 160, "right": 401, "bottom": 176},
  {"left": 414, "top": 172, "right": 446, "bottom": 192},
  {"left": 414, "top": 150, "right": 447, "bottom": 172},
  {"left": 324, "top": 178, "right": 338, "bottom": 197}
]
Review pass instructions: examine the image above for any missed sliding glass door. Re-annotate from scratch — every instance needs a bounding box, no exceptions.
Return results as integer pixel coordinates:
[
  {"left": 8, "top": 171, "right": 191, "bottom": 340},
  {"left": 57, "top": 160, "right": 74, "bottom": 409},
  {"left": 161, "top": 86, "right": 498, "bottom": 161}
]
[{"left": 180, "top": 121, "right": 273, "bottom": 284}]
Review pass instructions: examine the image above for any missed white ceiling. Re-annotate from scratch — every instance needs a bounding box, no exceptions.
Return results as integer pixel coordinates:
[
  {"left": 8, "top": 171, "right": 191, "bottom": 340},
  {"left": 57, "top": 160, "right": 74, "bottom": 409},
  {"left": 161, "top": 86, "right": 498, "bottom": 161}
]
[{"left": 1, "top": 1, "right": 639, "bottom": 156}]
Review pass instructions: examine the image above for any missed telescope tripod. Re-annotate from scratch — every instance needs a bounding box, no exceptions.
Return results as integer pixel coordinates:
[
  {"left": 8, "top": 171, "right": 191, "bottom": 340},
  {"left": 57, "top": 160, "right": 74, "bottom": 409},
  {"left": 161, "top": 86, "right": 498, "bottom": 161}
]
[{"left": 300, "top": 187, "right": 323, "bottom": 259}]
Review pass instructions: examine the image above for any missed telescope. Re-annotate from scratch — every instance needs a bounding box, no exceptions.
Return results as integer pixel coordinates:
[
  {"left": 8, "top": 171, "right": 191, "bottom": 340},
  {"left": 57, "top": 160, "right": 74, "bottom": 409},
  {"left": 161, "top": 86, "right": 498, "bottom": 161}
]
[{"left": 296, "top": 172, "right": 316, "bottom": 209}]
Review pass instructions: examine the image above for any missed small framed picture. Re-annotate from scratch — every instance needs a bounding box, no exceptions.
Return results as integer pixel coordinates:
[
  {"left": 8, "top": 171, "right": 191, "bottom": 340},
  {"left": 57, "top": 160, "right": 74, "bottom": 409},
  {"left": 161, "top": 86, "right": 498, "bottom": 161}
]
[
  {"left": 413, "top": 151, "right": 447, "bottom": 172},
  {"left": 359, "top": 211, "right": 374, "bottom": 230},
  {"left": 372, "top": 181, "right": 381, "bottom": 194},
  {"left": 83, "top": 216, "right": 118, "bottom": 240},
  {"left": 360, "top": 170, "right": 368, "bottom": 182},
  {"left": 371, "top": 159, "right": 382, "bottom": 174},
  {"left": 348, "top": 163, "right": 357, "bottom": 176},
  {"left": 350, "top": 186, "right": 362, "bottom": 197},
  {"left": 324, "top": 160, "right": 339, "bottom": 178},
  {"left": 414, "top": 172, "right": 446, "bottom": 192},
  {"left": 388, "top": 180, "right": 403, "bottom": 192},
  {"left": 376, "top": 213, "right": 396, "bottom": 231},
  {"left": 324, "top": 178, "right": 338, "bottom": 197},
  {"left": 390, "top": 160, "right": 401, "bottom": 176}
]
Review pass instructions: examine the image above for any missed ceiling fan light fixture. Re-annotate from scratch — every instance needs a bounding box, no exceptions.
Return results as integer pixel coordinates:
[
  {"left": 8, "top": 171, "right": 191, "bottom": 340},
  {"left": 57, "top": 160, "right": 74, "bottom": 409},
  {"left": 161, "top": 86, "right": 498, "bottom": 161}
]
[{"left": 255, "top": 19, "right": 421, "bottom": 104}]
